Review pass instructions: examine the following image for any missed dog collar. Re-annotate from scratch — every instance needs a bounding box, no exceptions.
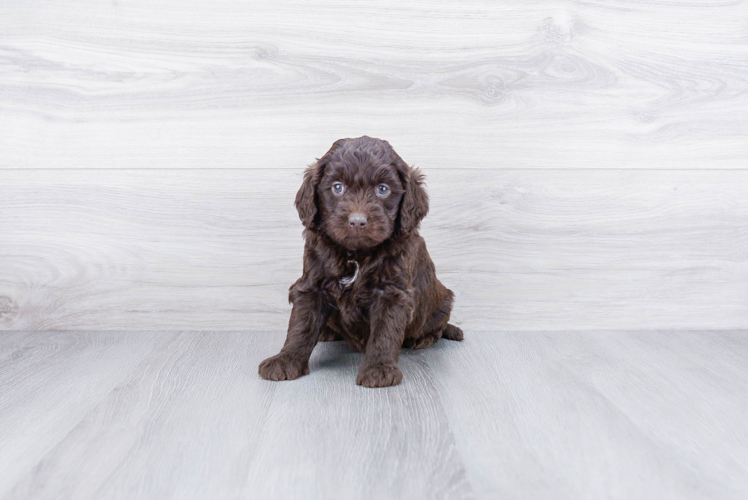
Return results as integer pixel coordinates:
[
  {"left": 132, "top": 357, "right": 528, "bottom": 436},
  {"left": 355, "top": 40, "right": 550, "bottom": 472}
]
[{"left": 339, "top": 260, "right": 360, "bottom": 288}]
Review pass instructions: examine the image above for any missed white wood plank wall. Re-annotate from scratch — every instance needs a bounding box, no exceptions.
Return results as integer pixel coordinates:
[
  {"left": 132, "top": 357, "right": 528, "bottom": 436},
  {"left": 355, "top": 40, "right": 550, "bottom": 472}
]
[{"left": 1, "top": 0, "right": 747, "bottom": 330}]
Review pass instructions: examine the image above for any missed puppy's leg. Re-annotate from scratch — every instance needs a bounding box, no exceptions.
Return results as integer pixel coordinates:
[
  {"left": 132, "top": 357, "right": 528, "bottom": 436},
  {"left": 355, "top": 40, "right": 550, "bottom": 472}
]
[
  {"left": 356, "top": 288, "right": 412, "bottom": 388},
  {"left": 259, "top": 289, "right": 329, "bottom": 381},
  {"left": 404, "top": 288, "right": 462, "bottom": 348},
  {"left": 403, "top": 332, "right": 441, "bottom": 350}
]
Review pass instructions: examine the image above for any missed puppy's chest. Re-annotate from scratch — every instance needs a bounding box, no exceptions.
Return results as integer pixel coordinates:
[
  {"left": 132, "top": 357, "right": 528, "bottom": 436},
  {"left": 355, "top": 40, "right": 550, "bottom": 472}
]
[{"left": 327, "top": 260, "right": 381, "bottom": 319}]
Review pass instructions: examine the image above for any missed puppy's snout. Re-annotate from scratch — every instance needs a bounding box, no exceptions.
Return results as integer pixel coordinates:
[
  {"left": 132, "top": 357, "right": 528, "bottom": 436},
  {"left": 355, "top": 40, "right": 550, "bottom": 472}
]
[{"left": 348, "top": 213, "right": 368, "bottom": 228}]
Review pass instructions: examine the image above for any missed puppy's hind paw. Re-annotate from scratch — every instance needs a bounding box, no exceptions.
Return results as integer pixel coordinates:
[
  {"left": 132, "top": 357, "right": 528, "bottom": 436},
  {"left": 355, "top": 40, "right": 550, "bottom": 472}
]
[{"left": 443, "top": 324, "right": 464, "bottom": 341}]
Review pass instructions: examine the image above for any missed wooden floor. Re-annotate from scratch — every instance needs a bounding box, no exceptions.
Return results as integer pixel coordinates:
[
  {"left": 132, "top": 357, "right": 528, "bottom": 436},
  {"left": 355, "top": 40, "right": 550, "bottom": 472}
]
[{"left": 1, "top": 330, "right": 747, "bottom": 500}]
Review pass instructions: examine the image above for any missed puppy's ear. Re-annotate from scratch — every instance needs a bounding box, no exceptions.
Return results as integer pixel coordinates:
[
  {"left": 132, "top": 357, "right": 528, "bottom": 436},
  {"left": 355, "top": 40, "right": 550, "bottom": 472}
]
[
  {"left": 295, "top": 140, "right": 343, "bottom": 229},
  {"left": 295, "top": 162, "right": 322, "bottom": 229},
  {"left": 394, "top": 157, "right": 429, "bottom": 235}
]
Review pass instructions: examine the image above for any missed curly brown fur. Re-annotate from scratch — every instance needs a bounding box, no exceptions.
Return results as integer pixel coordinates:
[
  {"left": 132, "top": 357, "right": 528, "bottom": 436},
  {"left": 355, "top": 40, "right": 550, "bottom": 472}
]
[{"left": 258, "top": 136, "right": 462, "bottom": 388}]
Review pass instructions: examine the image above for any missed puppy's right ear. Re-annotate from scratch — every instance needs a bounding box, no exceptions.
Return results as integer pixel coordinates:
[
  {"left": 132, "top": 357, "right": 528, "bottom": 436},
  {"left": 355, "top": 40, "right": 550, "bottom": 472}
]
[
  {"left": 295, "top": 161, "right": 324, "bottom": 229},
  {"left": 295, "top": 140, "right": 343, "bottom": 229}
]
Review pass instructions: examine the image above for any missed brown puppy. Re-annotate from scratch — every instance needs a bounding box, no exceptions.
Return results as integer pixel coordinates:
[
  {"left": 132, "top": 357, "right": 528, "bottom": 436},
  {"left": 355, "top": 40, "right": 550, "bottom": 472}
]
[{"left": 258, "top": 136, "right": 463, "bottom": 387}]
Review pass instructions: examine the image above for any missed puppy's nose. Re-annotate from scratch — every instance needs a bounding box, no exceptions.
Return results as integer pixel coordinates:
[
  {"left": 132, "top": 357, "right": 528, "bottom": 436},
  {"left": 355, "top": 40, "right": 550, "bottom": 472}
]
[{"left": 348, "top": 213, "right": 368, "bottom": 228}]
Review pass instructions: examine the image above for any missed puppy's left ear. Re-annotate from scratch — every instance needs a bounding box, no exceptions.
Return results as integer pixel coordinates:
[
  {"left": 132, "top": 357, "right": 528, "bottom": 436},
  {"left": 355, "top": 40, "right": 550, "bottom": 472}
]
[{"left": 394, "top": 157, "right": 429, "bottom": 235}]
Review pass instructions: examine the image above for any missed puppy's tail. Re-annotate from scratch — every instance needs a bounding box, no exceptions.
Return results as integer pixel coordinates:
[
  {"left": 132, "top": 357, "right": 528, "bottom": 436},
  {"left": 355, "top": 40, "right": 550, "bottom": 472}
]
[{"left": 442, "top": 324, "right": 464, "bottom": 341}]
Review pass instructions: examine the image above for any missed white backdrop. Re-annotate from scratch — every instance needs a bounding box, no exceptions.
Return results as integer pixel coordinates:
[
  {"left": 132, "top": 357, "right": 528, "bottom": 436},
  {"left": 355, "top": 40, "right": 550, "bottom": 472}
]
[{"left": 1, "top": 0, "right": 747, "bottom": 330}]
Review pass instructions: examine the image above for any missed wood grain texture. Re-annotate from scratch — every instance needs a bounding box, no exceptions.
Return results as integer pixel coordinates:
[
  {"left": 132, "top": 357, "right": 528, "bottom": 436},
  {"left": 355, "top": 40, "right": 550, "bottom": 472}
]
[
  {"left": 1, "top": 330, "right": 747, "bottom": 499},
  {"left": 1, "top": 0, "right": 747, "bottom": 170},
  {"left": 0, "top": 331, "right": 170, "bottom": 497},
  {"left": 1, "top": 1, "right": 747, "bottom": 330},
  {"left": 428, "top": 330, "right": 748, "bottom": 499},
  {"left": 2, "top": 169, "right": 746, "bottom": 331},
  {"left": 243, "top": 342, "right": 473, "bottom": 500},
  {"left": 3, "top": 332, "right": 276, "bottom": 500}
]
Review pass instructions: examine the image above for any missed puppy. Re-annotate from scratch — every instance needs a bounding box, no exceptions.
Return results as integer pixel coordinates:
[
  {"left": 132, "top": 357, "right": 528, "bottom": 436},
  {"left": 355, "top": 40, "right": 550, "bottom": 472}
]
[{"left": 258, "top": 136, "right": 463, "bottom": 387}]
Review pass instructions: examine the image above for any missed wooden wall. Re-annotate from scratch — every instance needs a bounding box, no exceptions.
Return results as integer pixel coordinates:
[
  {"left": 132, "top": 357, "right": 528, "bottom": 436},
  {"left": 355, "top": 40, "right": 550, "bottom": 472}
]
[{"left": 1, "top": 0, "right": 747, "bottom": 330}]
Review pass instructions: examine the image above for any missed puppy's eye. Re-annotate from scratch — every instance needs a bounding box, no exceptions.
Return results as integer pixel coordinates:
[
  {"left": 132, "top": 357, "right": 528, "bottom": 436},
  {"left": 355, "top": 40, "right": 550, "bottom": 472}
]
[
  {"left": 332, "top": 182, "right": 345, "bottom": 195},
  {"left": 377, "top": 184, "right": 389, "bottom": 196}
]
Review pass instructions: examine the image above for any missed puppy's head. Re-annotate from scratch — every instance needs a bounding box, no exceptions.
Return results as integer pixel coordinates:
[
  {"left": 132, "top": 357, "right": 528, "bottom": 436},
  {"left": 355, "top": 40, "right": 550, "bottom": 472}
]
[{"left": 295, "top": 136, "right": 429, "bottom": 250}]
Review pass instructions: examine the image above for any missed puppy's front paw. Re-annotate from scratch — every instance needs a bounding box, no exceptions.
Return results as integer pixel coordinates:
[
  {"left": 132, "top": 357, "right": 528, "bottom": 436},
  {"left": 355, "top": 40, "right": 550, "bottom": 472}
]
[
  {"left": 356, "top": 361, "right": 403, "bottom": 388},
  {"left": 258, "top": 353, "right": 309, "bottom": 381}
]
